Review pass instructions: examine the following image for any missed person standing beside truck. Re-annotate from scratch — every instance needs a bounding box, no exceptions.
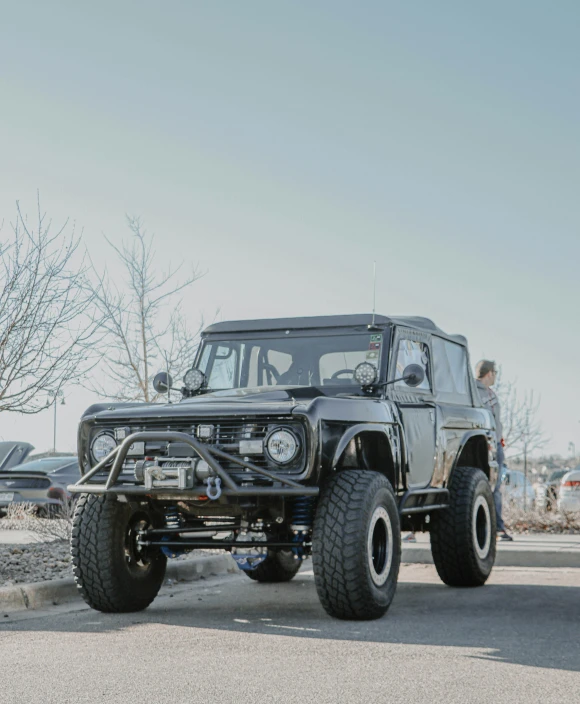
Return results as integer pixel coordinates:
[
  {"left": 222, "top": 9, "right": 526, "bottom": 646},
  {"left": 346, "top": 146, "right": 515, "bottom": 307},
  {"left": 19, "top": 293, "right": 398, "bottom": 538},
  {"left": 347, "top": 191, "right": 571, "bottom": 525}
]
[{"left": 475, "top": 359, "right": 513, "bottom": 541}]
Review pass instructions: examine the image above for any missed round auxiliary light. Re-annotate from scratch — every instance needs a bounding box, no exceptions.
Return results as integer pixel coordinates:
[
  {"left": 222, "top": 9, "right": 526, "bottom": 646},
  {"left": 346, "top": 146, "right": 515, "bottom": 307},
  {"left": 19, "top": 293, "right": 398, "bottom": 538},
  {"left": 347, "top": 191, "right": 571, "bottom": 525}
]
[
  {"left": 354, "top": 362, "right": 378, "bottom": 387},
  {"left": 183, "top": 367, "right": 205, "bottom": 392},
  {"left": 91, "top": 432, "right": 117, "bottom": 463},
  {"left": 266, "top": 428, "right": 299, "bottom": 465}
]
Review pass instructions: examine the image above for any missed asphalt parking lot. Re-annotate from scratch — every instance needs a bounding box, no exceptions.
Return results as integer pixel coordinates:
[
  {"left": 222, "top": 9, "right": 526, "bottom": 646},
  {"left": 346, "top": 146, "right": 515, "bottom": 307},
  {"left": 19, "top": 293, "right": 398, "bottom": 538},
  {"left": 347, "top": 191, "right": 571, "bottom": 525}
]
[{"left": 1, "top": 562, "right": 579, "bottom": 704}]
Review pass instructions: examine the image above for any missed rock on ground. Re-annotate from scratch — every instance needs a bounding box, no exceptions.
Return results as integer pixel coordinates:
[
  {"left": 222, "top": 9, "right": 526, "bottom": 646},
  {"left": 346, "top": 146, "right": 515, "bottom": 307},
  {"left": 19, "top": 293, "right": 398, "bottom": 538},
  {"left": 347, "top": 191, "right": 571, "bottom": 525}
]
[{"left": 0, "top": 541, "right": 72, "bottom": 587}]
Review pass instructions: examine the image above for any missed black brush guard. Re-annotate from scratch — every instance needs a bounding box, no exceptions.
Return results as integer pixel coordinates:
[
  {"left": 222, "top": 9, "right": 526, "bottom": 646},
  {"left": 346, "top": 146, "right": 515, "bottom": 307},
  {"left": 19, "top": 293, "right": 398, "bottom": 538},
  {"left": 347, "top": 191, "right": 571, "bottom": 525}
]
[{"left": 68, "top": 431, "right": 319, "bottom": 500}]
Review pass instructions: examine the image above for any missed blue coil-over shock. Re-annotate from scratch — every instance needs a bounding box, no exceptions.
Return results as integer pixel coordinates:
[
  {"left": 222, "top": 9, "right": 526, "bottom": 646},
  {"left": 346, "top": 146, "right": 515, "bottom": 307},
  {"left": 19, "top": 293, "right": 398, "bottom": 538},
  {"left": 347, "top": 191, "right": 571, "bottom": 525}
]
[
  {"left": 161, "top": 506, "right": 186, "bottom": 559},
  {"left": 290, "top": 496, "right": 316, "bottom": 559}
]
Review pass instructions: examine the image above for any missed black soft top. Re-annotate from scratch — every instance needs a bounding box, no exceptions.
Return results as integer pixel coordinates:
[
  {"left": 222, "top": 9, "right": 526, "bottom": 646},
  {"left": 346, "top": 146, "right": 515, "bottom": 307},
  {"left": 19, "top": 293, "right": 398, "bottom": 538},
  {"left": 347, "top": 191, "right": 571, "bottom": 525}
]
[{"left": 202, "top": 314, "right": 466, "bottom": 345}]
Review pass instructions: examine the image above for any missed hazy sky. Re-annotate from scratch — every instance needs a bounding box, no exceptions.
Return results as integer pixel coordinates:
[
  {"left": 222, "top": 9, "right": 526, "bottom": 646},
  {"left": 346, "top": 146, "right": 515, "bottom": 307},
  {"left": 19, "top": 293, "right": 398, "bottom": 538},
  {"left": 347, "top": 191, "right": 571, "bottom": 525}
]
[{"left": 1, "top": 1, "right": 579, "bottom": 457}]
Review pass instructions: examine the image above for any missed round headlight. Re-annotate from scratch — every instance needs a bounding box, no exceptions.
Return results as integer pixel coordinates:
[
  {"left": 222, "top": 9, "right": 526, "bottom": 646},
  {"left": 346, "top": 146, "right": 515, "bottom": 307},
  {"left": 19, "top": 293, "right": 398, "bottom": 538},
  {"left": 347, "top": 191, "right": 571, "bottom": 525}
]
[
  {"left": 91, "top": 433, "right": 117, "bottom": 463},
  {"left": 354, "top": 362, "right": 378, "bottom": 387},
  {"left": 183, "top": 367, "right": 205, "bottom": 392},
  {"left": 266, "top": 428, "right": 299, "bottom": 465}
]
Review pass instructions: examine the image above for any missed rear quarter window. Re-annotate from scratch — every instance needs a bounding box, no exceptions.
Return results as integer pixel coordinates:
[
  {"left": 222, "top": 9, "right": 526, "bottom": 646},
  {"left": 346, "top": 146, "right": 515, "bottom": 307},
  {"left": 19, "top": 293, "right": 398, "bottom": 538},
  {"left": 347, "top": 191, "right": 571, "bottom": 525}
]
[{"left": 432, "top": 337, "right": 471, "bottom": 405}]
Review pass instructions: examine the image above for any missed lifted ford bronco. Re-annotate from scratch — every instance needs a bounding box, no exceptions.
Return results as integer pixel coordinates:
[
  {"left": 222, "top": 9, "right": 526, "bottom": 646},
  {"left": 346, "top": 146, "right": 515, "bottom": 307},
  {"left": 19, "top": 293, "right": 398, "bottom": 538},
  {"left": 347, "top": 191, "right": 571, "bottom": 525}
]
[{"left": 69, "top": 314, "right": 499, "bottom": 620}]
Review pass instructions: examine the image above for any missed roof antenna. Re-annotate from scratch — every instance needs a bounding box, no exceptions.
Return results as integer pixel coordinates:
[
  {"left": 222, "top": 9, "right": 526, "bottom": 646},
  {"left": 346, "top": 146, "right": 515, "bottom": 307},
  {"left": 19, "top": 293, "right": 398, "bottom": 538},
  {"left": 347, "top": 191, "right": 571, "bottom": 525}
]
[
  {"left": 372, "top": 260, "right": 377, "bottom": 325},
  {"left": 368, "top": 261, "right": 380, "bottom": 331}
]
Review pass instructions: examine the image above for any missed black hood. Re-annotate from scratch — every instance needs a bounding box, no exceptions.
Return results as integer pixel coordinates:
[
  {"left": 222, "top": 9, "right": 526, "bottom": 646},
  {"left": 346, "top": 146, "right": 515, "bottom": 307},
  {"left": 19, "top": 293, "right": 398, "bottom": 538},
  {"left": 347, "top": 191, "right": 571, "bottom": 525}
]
[{"left": 83, "top": 386, "right": 328, "bottom": 423}]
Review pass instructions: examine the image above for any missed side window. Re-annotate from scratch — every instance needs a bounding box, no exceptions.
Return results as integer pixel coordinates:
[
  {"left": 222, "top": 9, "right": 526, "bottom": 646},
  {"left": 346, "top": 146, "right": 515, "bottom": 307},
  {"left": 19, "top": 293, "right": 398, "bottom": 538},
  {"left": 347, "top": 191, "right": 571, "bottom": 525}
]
[
  {"left": 395, "top": 339, "right": 431, "bottom": 391},
  {"left": 432, "top": 337, "right": 471, "bottom": 405}
]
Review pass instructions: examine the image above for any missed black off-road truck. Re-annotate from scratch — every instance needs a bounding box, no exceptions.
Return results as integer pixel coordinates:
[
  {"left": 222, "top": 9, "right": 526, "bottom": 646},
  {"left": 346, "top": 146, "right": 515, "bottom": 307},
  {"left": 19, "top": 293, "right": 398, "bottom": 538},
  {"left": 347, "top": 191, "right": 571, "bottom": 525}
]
[{"left": 69, "top": 314, "right": 499, "bottom": 620}]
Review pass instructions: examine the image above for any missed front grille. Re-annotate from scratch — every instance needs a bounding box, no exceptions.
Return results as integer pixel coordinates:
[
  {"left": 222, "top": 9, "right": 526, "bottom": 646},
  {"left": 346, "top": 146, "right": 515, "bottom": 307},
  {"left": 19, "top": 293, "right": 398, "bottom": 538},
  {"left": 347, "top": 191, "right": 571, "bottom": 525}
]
[{"left": 94, "top": 416, "right": 307, "bottom": 478}]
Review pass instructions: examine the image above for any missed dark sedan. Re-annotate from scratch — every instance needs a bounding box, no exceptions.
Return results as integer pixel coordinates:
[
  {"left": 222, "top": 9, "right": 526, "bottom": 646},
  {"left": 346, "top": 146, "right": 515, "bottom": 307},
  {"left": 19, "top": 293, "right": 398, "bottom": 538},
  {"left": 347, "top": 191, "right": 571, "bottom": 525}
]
[{"left": 0, "top": 456, "right": 81, "bottom": 515}]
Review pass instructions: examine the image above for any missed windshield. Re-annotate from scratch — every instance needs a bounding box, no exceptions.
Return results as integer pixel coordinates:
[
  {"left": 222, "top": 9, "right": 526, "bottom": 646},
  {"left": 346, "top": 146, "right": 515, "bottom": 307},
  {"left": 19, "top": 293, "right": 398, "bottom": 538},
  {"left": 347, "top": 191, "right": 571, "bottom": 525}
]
[
  {"left": 197, "top": 333, "right": 384, "bottom": 390},
  {"left": 4, "top": 458, "right": 75, "bottom": 473}
]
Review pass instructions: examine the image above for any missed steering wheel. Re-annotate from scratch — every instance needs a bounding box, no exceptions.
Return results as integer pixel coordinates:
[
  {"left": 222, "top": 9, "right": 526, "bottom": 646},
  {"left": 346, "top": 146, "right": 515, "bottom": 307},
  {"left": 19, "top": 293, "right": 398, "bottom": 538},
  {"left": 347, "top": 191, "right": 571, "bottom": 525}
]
[
  {"left": 330, "top": 369, "right": 355, "bottom": 380},
  {"left": 262, "top": 363, "right": 281, "bottom": 384}
]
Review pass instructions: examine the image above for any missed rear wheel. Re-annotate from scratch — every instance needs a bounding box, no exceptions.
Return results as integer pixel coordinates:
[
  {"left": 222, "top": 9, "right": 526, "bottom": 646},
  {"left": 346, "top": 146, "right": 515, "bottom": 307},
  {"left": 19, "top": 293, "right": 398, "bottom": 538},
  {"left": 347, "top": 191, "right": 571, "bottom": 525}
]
[
  {"left": 244, "top": 549, "right": 302, "bottom": 583},
  {"left": 430, "top": 466, "right": 496, "bottom": 587},
  {"left": 71, "top": 494, "right": 167, "bottom": 613},
  {"left": 312, "top": 470, "right": 401, "bottom": 620}
]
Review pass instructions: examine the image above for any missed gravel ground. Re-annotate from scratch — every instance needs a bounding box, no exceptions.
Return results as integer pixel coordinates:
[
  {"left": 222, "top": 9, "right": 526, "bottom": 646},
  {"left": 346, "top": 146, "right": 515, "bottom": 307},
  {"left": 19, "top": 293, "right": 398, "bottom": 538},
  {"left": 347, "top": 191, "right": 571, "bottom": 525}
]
[{"left": 0, "top": 541, "right": 72, "bottom": 587}]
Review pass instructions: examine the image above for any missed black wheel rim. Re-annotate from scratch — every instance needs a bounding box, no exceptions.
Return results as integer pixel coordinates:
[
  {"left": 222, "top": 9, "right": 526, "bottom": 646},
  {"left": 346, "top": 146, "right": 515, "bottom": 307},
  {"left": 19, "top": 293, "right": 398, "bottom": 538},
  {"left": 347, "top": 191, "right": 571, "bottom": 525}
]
[{"left": 124, "top": 517, "right": 153, "bottom": 572}]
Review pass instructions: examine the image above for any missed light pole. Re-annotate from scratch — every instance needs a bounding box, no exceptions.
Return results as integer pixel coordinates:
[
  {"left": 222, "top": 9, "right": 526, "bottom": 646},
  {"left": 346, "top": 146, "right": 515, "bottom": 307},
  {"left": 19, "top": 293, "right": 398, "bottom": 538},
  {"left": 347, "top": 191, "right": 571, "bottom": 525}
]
[
  {"left": 569, "top": 442, "right": 576, "bottom": 462},
  {"left": 47, "top": 390, "right": 65, "bottom": 453}
]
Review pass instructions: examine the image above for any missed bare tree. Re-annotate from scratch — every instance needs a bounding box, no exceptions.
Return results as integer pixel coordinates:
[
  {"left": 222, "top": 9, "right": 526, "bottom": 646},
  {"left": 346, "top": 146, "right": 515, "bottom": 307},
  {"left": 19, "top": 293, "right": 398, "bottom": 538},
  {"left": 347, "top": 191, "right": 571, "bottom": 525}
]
[
  {"left": 496, "top": 370, "right": 547, "bottom": 509},
  {"left": 495, "top": 371, "right": 547, "bottom": 464},
  {"left": 494, "top": 372, "right": 523, "bottom": 451},
  {"left": 0, "top": 198, "right": 99, "bottom": 414},
  {"left": 516, "top": 391, "right": 548, "bottom": 509},
  {"left": 88, "top": 216, "right": 204, "bottom": 402}
]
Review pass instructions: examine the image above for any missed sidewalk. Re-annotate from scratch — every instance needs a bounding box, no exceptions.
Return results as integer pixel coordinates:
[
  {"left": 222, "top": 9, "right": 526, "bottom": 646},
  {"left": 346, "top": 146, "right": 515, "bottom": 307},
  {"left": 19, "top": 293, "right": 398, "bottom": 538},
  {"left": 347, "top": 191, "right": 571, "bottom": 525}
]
[
  {"left": 0, "top": 530, "right": 57, "bottom": 544},
  {"left": 402, "top": 533, "right": 580, "bottom": 568},
  {"left": 3, "top": 529, "right": 580, "bottom": 565}
]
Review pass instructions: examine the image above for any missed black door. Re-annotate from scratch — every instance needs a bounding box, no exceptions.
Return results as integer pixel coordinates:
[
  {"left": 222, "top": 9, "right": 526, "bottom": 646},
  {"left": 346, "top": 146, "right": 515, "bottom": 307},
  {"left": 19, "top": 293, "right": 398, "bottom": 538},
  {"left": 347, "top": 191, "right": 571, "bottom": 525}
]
[{"left": 388, "top": 332, "right": 436, "bottom": 488}]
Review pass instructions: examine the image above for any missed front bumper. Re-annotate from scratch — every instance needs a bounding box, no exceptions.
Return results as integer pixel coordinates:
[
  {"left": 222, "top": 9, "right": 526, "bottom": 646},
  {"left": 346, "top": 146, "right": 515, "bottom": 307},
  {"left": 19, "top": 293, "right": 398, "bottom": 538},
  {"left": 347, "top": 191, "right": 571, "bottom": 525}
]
[{"left": 69, "top": 431, "right": 319, "bottom": 499}]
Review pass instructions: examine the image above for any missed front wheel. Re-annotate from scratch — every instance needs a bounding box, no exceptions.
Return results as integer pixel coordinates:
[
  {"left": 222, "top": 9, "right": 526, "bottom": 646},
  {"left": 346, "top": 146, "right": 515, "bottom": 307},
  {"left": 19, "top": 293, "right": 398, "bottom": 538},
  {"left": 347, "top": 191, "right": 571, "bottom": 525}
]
[
  {"left": 312, "top": 470, "right": 401, "bottom": 620},
  {"left": 430, "top": 466, "right": 496, "bottom": 587},
  {"left": 71, "top": 494, "right": 167, "bottom": 613}
]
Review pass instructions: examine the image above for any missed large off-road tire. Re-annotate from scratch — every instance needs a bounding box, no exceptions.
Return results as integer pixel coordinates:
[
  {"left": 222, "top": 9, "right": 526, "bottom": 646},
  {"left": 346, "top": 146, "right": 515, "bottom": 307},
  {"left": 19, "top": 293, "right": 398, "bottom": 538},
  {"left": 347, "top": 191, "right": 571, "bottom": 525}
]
[
  {"left": 430, "top": 466, "right": 496, "bottom": 587},
  {"left": 312, "top": 470, "right": 401, "bottom": 620},
  {"left": 244, "top": 549, "right": 302, "bottom": 583},
  {"left": 71, "top": 494, "right": 167, "bottom": 613}
]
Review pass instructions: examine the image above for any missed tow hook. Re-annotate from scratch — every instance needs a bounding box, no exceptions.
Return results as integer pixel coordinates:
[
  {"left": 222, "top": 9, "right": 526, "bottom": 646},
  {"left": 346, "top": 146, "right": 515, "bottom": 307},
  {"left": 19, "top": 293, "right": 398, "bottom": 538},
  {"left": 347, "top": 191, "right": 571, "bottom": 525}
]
[{"left": 206, "top": 476, "right": 222, "bottom": 500}]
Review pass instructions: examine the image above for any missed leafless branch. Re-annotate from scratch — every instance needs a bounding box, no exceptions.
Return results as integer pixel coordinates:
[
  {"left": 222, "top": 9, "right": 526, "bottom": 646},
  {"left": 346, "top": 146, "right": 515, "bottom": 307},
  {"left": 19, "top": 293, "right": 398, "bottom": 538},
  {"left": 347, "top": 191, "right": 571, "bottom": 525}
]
[
  {"left": 0, "top": 196, "right": 101, "bottom": 413},
  {"left": 86, "top": 216, "right": 205, "bottom": 401},
  {"left": 495, "top": 369, "right": 548, "bottom": 460}
]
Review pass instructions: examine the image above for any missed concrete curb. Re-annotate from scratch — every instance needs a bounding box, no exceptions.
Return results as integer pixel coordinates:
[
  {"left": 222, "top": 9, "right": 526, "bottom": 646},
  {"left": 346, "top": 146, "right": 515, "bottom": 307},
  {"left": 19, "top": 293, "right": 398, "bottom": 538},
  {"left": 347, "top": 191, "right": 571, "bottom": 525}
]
[
  {"left": 2, "top": 547, "right": 578, "bottom": 614},
  {"left": 0, "top": 554, "right": 237, "bottom": 613}
]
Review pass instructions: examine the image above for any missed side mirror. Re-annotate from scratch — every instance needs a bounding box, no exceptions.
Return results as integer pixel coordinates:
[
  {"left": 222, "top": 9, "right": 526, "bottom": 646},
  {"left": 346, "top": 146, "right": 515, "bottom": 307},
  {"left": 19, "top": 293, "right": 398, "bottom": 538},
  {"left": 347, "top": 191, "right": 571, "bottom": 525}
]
[
  {"left": 153, "top": 371, "right": 173, "bottom": 394},
  {"left": 402, "top": 364, "right": 425, "bottom": 387}
]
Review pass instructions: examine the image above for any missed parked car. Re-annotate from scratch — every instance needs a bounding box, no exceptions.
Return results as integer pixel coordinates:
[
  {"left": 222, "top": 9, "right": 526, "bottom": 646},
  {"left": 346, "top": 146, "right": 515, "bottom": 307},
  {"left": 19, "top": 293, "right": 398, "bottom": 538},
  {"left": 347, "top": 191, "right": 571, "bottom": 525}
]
[
  {"left": 501, "top": 469, "right": 536, "bottom": 510},
  {"left": 539, "top": 469, "right": 569, "bottom": 511},
  {"left": 69, "top": 313, "right": 499, "bottom": 620},
  {"left": 0, "top": 441, "right": 35, "bottom": 470},
  {"left": 557, "top": 466, "right": 580, "bottom": 513},
  {"left": 0, "top": 456, "right": 81, "bottom": 516}
]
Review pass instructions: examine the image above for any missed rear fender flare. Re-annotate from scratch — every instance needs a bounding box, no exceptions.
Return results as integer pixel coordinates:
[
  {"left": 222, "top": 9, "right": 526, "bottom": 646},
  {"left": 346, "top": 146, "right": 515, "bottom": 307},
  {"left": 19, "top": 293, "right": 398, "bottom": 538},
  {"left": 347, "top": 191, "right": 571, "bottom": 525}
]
[{"left": 450, "top": 430, "right": 496, "bottom": 485}]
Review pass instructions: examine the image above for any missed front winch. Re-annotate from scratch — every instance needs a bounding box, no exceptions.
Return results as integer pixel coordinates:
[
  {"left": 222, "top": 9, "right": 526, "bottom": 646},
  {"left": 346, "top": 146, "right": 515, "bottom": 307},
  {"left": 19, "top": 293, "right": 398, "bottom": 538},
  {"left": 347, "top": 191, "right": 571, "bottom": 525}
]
[{"left": 136, "top": 457, "right": 216, "bottom": 491}]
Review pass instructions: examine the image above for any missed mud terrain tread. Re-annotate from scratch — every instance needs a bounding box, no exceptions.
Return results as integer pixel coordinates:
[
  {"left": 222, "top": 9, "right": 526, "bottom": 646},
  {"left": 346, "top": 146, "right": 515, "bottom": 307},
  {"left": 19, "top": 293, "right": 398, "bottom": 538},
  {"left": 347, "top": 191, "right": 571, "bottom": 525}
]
[
  {"left": 245, "top": 550, "right": 302, "bottom": 582},
  {"left": 71, "top": 493, "right": 166, "bottom": 613},
  {"left": 430, "top": 466, "right": 496, "bottom": 587},
  {"left": 312, "top": 470, "right": 400, "bottom": 620}
]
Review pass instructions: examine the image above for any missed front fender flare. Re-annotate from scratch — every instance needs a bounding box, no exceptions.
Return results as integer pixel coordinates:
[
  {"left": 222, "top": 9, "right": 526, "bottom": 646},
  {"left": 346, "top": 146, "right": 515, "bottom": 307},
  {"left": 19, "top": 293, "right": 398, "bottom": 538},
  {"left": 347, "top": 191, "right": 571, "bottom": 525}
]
[{"left": 331, "top": 423, "right": 391, "bottom": 469}]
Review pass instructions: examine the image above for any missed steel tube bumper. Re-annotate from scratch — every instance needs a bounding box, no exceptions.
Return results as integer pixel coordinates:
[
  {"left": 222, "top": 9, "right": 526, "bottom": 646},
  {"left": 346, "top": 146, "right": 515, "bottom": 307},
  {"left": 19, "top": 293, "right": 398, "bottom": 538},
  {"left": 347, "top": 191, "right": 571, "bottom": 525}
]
[{"left": 69, "top": 431, "right": 319, "bottom": 499}]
